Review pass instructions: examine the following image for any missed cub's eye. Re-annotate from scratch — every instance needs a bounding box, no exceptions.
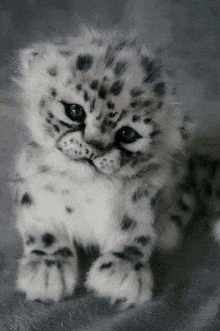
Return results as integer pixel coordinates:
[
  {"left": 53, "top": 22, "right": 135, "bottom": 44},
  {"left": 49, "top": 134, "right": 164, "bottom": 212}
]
[
  {"left": 115, "top": 126, "right": 142, "bottom": 144},
  {"left": 61, "top": 101, "right": 86, "bottom": 122}
]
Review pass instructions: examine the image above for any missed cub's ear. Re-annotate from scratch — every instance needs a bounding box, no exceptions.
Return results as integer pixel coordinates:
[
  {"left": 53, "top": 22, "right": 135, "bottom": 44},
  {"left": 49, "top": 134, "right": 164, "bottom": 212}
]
[{"left": 19, "top": 46, "right": 42, "bottom": 74}]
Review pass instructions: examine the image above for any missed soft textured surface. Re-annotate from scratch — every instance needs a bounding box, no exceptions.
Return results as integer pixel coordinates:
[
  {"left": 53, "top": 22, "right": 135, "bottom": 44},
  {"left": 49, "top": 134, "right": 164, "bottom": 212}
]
[{"left": 1, "top": 0, "right": 220, "bottom": 330}]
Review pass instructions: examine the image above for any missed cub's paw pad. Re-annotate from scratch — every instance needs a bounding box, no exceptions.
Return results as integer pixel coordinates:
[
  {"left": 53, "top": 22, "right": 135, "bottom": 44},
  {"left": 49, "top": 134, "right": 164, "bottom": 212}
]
[
  {"left": 86, "top": 253, "right": 153, "bottom": 308},
  {"left": 17, "top": 247, "right": 77, "bottom": 302}
]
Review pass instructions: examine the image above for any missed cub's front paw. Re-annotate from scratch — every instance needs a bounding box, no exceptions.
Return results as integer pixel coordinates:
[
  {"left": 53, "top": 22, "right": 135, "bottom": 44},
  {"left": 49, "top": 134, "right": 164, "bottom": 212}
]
[
  {"left": 17, "top": 247, "right": 77, "bottom": 302},
  {"left": 86, "top": 253, "right": 153, "bottom": 308}
]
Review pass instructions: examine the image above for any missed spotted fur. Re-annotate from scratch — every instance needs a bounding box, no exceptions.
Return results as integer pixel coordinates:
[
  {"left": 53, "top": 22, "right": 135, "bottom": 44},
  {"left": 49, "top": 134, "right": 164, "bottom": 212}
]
[{"left": 12, "top": 28, "right": 195, "bottom": 308}]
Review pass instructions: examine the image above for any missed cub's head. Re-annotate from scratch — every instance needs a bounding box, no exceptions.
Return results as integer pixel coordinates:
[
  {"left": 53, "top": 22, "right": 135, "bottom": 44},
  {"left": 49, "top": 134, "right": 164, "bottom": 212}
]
[{"left": 16, "top": 29, "right": 192, "bottom": 177}]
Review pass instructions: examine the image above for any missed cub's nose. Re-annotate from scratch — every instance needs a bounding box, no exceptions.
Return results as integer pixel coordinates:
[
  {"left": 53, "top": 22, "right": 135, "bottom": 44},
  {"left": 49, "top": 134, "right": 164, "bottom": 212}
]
[{"left": 84, "top": 139, "right": 106, "bottom": 151}]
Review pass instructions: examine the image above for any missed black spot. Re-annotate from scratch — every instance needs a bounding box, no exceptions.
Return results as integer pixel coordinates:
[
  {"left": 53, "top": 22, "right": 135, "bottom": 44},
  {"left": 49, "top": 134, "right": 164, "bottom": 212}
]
[
  {"left": 47, "top": 67, "right": 57, "bottom": 76},
  {"left": 116, "top": 109, "right": 127, "bottom": 123},
  {"left": 44, "top": 260, "right": 55, "bottom": 267},
  {"left": 170, "top": 215, "right": 183, "bottom": 227},
  {"left": 90, "top": 98, "right": 96, "bottom": 113},
  {"left": 76, "top": 54, "right": 93, "bottom": 71},
  {"left": 132, "top": 189, "right": 149, "bottom": 202},
  {"left": 130, "top": 100, "right": 143, "bottom": 108},
  {"left": 144, "top": 118, "right": 152, "bottom": 124},
  {"left": 179, "top": 127, "right": 189, "bottom": 140},
  {"left": 53, "top": 124, "right": 60, "bottom": 132},
  {"left": 26, "top": 236, "right": 35, "bottom": 245},
  {"left": 151, "top": 198, "right": 156, "bottom": 207},
  {"left": 112, "top": 252, "right": 127, "bottom": 260},
  {"left": 141, "top": 56, "right": 151, "bottom": 72},
  {"left": 107, "top": 120, "right": 117, "bottom": 129},
  {"left": 142, "top": 60, "right": 161, "bottom": 83},
  {"left": 153, "top": 82, "right": 166, "bottom": 96},
  {"left": 124, "top": 246, "right": 143, "bottom": 257},
  {"left": 143, "top": 100, "right": 152, "bottom": 107},
  {"left": 31, "top": 51, "right": 39, "bottom": 56},
  {"left": 31, "top": 250, "right": 46, "bottom": 256},
  {"left": 86, "top": 244, "right": 100, "bottom": 256},
  {"left": 110, "top": 80, "right": 124, "bottom": 96},
  {"left": 130, "top": 102, "right": 138, "bottom": 108},
  {"left": 76, "top": 84, "right": 82, "bottom": 91},
  {"left": 130, "top": 88, "right": 144, "bottom": 98},
  {"left": 134, "top": 263, "right": 144, "bottom": 271},
  {"left": 177, "top": 199, "right": 190, "bottom": 212},
  {"left": 121, "top": 215, "right": 136, "bottom": 231},
  {"left": 107, "top": 101, "right": 115, "bottom": 110},
  {"left": 39, "top": 165, "right": 49, "bottom": 172},
  {"left": 116, "top": 41, "right": 127, "bottom": 51},
  {"left": 108, "top": 112, "right": 117, "bottom": 118},
  {"left": 42, "top": 233, "right": 56, "bottom": 247},
  {"left": 105, "top": 46, "right": 115, "bottom": 68},
  {"left": 106, "top": 57, "right": 115, "bottom": 68},
  {"left": 149, "top": 130, "right": 161, "bottom": 138},
  {"left": 84, "top": 90, "right": 90, "bottom": 102},
  {"left": 21, "top": 193, "right": 32, "bottom": 206},
  {"left": 53, "top": 247, "right": 73, "bottom": 257},
  {"left": 100, "top": 262, "right": 113, "bottom": 270},
  {"left": 135, "top": 236, "right": 150, "bottom": 246},
  {"left": 66, "top": 206, "right": 73, "bottom": 213},
  {"left": 90, "top": 80, "right": 99, "bottom": 90},
  {"left": 132, "top": 115, "right": 140, "bottom": 122},
  {"left": 98, "top": 85, "right": 108, "bottom": 99},
  {"left": 157, "top": 101, "right": 163, "bottom": 109},
  {"left": 51, "top": 88, "right": 57, "bottom": 97},
  {"left": 114, "top": 61, "right": 127, "bottom": 77},
  {"left": 40, "top": 100, "right": 45, "bottom": 107},
  {"left": 48, "top": 112, "right": 54, "bottom": 118}
]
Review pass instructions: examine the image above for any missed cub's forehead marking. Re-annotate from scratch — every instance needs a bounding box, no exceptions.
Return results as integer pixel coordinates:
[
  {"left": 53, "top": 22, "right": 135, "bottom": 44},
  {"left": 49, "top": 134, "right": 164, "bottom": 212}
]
[
  {"left": 107, "top": 101, "right": 115, "bottom": 110},
  {"left": 84, "top": 90, "right": 90, "bottom": 102},
  {"left": 98, "top": 85, "right": 108, "bottom": 99},
  {"left": 130, "top": 88, "right": 145, "bottom": 98},
  {"left": 109, "top": 80, "right": 124, "bottom": 96},
  {"left": 114, "top": 61, "right": 128, "bottom": 77},
  {"left": 141, "top": 58, "right": 161, "bottom": 83}
]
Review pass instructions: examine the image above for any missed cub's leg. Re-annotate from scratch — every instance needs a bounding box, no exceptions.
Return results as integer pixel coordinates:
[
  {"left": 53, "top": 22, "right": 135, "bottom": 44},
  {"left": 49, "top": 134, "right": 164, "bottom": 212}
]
[
  {"left": 86, "top": 185, "right": 157, "bottom": 308},
  {"left": 16, "top": 201, "right": 77, "bottom": 301}
]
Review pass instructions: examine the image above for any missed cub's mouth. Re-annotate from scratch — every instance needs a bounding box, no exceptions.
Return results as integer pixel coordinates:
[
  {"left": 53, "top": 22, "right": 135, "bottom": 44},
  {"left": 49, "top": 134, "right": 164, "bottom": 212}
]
[
  {"left": 57, "top": 131, "right": 121, "bottom": 175},
  {"left": 57, "top": 130, "right": 98, "bottom": 161}
]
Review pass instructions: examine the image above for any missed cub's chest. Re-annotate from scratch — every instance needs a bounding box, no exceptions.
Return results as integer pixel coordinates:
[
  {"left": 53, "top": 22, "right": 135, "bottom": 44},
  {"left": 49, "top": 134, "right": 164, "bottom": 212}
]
[{"left": 22, "top": 160, "right": 123, "bottom": 242}]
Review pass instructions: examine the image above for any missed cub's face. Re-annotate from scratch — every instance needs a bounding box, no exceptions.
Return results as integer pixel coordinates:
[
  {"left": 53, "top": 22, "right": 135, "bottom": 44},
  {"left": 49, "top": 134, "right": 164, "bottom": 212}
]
[{"left": 18, "top": 31, "right": 183, "bottom": 176}]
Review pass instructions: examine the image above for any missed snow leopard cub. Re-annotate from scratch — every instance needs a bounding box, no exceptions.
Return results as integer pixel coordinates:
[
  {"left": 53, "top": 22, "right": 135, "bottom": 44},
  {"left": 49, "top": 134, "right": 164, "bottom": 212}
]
[{"left": 13, "top": 28, "right": 192, "bottom": 308}]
